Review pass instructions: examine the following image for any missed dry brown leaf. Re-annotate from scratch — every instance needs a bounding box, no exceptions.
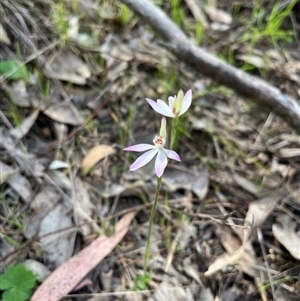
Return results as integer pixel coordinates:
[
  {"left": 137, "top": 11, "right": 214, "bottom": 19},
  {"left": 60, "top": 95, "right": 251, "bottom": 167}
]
[
  {"left": 8, "top": 173, "right": 33, "bottom": 203},
  {"left": 206, "top": 225, "right": 267, "bottom": 278},
  {"left": 0, "top": 128, "right": 44, "bottom": 177},
  {"left": 274, "top": 284, "right": 300, "bottom": 301},
  {"left": 72, "top": 177, "right": 97, "bottom": 235},
  {"left": 272, "top": 215, "right": 300, "bottom": 260},
  {"left": 149, "top": 280, "right": 194, "bottom": 301},
  {"left": 0, "top": 22, "right": 11, "bottom": 45},
  {"left": 236, "top": 54, "right": 265, "bottom": 69},
  {"left": 205, "top": 6, "right": 232, "bottom": 24},
  {"left": 184, "top": 0, "right": 208, "bottom": 27},
  {"left": 44, "top": 51, "right": 91, "bottom": 85},
  {"left": 244, "top": 195, "right": 282, "bottom": 237},
  {"left": 163, "top": 167, "right": 209, "bottom": 200},
  {"left": 24, "top": 185, "right": 61, "bottom": 239},
  {"left": 9, "top": 109, "right": 39, "bottom": 141},
  {"left": 233, "top": 173, "right": 261, "bottom": 196},
  {"left": 0, "top": 161, "right": 16, "bottom": 184},
  {"left": 39, "top": 204, "right": 74, "bottom": 270},
  {"left": 279, "top": 148, "right": 300, "bottom": 158},
  {"left": 81, "top": 144, "right": 115, "bottom": 176},
  {"left": 43, "top": 102, "right": 84, "bottom": 126},
  {"left": 30, "top": 212, "right": 135, "bottom": 301}
]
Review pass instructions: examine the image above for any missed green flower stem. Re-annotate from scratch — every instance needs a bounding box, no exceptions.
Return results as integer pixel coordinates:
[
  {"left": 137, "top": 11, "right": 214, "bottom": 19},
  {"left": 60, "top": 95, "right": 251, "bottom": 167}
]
[
  {"left": 170, "top": 117, "right": 178, "bottom": 149},
  {"left": 144, "top": 176, "right": 162, "bottom": 273}
]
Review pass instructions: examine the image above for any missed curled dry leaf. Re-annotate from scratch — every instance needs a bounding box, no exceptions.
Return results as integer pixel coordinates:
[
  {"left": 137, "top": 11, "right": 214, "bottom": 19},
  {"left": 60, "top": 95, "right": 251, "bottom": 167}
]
[
  {"left": 30, "top": 212, "right": 135, "bottom": 301},
  {"left": 81, "top": 144, "right": 115, "bottom": 176}
]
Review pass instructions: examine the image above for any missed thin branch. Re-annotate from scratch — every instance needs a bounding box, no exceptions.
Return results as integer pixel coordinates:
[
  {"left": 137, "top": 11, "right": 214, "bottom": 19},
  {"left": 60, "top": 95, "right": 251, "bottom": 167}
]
[{"left": 121, "top": 0, "right": 300, "bottom": 133}]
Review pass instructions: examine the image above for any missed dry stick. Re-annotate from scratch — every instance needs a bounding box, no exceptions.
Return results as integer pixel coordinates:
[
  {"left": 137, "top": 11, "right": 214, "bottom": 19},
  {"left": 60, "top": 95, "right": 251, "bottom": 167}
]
[{"left": 120, "top": 0, "right": 300, "bottom": 133}]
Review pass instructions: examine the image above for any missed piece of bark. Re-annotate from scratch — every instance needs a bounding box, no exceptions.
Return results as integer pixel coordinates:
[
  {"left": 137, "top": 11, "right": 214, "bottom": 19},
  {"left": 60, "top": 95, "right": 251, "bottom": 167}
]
[{"left": 121, "top": 0, "right": 300, "bottom": 133}]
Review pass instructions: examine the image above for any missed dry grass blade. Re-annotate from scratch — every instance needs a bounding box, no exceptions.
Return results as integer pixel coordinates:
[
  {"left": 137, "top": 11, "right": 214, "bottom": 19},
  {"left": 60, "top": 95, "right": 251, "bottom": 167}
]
[{"left": 30, "top": 212, "right": 135, "bottom": 301}]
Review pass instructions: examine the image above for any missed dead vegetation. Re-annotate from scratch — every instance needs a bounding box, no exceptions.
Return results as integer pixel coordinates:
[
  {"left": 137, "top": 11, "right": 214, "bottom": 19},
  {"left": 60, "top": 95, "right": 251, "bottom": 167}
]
[{"left": 0, "top": 0, "right": 300, "bottom": 300}]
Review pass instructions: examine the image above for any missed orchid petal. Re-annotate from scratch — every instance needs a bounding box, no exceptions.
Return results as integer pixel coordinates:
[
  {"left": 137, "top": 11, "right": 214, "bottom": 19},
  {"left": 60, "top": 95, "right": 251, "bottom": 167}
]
[
  {"left": 155, "top": 149, "right": 168, "bottom": 177},
  {"left": 146, "top": 98, "right": 174, "bottom": 117},
  {"left": 179, "top": 89, "right": 192, "bottom": 116},
  {"left": 124, "top": 144, "right": 155, "bottom": 152},
  {"left": 168, "top": 96, "right": 175, "bottom": 110},
  {"left": 164, "top": 149, "right": 181, "bottom": 162},
  {"left": 156, "top": 99, "right": 175, "bottom": 116},
  {"left": 129, "top": 148, "right": 158, "bottom": 171},
  {"left": 175, "top": 90, "right": 184, "bottom": 115}
]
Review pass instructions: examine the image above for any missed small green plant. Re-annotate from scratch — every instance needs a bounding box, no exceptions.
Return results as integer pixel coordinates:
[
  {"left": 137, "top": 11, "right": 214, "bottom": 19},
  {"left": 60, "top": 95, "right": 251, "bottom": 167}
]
[
  {"left": 0, "top": 263, "right": 38, "bottom": 301},
  {"left": 195, "top": 22, "right": 203, "bottom": 44},
  {"left": 132, "top": 273, "right": 151, "bottom": 291},
  {"left": 241, "top": 0, "right": 296, "bottom": 46},
  {"left": 120, "top": 4, "right": 133, "bottom": 24},
  {"left": 171, "top": 0, "right": 186, "bottom": 25},
  {"left": 52, "top": 2, "right": 71, "bottom": 42},
  {"left": 0, "top": 60, "right": 28, "bottom": 81}
]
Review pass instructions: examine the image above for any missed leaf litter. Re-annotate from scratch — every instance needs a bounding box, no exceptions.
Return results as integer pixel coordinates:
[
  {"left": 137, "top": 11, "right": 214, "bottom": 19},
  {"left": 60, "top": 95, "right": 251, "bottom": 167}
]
[{"left": 0, "top": 0, "right": 299, "bottom": 300}]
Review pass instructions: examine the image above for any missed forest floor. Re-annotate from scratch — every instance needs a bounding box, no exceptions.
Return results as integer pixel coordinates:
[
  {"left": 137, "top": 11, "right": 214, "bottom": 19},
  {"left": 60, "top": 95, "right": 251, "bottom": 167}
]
[{"left": 0, "top": 0, "right": 300, "bottom": 300}]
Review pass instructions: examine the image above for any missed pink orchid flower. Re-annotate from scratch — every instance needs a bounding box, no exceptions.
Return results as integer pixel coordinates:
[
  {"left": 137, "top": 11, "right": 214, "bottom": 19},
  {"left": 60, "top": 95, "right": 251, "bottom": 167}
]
[
  {"left": 124, "top": 118, "right": 181, "bottom": 178},
  {"left": 146, "top": 89, "right": 192, "bottom": 118}
]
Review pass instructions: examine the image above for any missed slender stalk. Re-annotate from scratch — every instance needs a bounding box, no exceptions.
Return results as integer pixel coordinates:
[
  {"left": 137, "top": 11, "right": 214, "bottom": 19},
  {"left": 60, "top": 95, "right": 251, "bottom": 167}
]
[
  {"left": 144, "top": 176, "right": 162, "bottom": 273},
  {"left": 144, "top": 116, "right": 178, "bottom": 274},
  {"left": 170, "top": 117, "right": 178, "bottom": 149}
]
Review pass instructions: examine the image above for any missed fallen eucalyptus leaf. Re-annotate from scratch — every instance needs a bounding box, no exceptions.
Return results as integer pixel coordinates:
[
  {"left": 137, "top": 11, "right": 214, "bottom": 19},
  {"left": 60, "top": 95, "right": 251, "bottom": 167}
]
[{"left": 30, "top": 212, "right": 135, "bottom": 301}]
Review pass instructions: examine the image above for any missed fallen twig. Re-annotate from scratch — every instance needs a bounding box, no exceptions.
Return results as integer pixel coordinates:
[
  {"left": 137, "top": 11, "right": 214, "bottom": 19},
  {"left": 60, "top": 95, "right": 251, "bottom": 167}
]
[{"left": 120, "top": 0, "right": 300, "bottom": 133}]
